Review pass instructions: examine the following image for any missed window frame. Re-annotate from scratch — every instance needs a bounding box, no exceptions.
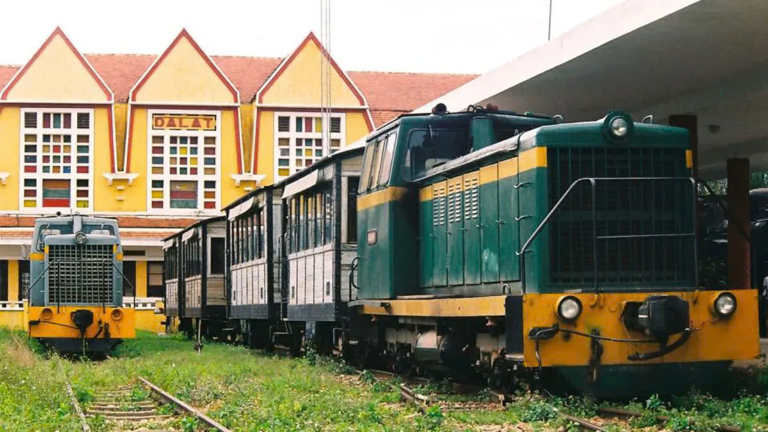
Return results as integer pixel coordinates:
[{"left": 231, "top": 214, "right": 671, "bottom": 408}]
[
  {"left": 18, "top": 107, "right": 95, "bottom": 213},
  {"left": 273, "top": 112, "right": 346, "bottom": 181},
  {"left": 146, "top": 109, "right": 222, "bottom": 214}
]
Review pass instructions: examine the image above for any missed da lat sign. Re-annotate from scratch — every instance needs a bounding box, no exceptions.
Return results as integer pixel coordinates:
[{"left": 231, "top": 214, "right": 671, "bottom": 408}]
[{"left": 152, "top": 114, "right": 216, "bottom": 131}]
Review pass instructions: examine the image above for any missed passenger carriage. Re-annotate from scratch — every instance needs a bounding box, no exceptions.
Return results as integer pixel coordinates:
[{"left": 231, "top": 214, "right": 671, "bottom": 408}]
[
  {"left": 277, "top": 142, "right": 364, "bottom": 353},
  {"left": 164, "top": 216, "right": 227, "bottom": 339},
  {"left": 224, "top": 184, "right": 283, "bottom": 347}
]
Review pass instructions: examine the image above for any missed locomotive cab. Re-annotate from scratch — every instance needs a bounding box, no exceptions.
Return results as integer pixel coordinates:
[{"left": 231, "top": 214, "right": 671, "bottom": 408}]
[{"left": 27, "top": 214, "right": 135, "bottom": 354}]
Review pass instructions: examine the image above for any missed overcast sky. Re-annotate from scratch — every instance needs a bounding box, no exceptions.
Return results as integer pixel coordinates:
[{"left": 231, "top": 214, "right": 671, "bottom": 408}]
[{"left": 0, "top": 0, "right": 625, "bottom": 74}]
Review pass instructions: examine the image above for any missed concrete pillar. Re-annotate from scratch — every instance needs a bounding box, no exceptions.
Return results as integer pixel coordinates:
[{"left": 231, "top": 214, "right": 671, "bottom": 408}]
[
  {"left": 136, "top": 260, "right": 148, "bottom": 298},
  {"left": 727, "top": 158, "right": 751, "bottom": 288},
  {"left": 669, "top": 115, "right": 698, "bottom": 176},
  {"left": 8, "top": 260, "right": 18, "bottom": 301}
]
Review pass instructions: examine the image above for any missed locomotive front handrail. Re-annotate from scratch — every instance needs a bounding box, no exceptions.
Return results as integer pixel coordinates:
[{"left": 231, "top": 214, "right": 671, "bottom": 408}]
[{"left": 518, "top": 177, "right": 699, "bottom": 294}]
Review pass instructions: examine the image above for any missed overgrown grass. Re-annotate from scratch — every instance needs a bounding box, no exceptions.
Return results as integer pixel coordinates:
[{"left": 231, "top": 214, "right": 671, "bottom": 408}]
[
  {"left": 2, "top": 328, "right": 768, "bottom": 431},
  {"left": 0, "top": 328, "right": 82, "bottom": 431}
]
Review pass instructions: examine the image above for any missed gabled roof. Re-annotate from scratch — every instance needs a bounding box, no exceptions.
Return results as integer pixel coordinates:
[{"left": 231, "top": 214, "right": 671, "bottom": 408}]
[
  {"left": 0, "top": 27, "right": 113, "bottom": 102},
  {"left": 256, "top": 32, "right": 367, "bottom": 107},
  {"left": 130, "top": 29, "right": 240, "bottom": 104},
  {"left": 0, "top": 54, "right": 475, "bottom": 126}
]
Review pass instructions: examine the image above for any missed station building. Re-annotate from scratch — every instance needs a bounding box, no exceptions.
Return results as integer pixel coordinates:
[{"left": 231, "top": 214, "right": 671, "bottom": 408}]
[{"left": 0, "top": 27, "right": 475, "bottom": 311}]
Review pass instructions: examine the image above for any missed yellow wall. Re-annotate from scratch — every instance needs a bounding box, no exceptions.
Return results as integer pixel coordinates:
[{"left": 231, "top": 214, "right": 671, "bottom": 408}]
[
  {"left": 0, "top": 304, "right": 28, "bottom": 331},
  {"left": 136, "top": 261, "right": 147, "bottom": 297},
  {"left": 221, "top": 108, "right": 247, "bottom": 206},
  {"left": 255, "top": 110, "right": 275, "bottom": 185},
  {"left": 93, "top": 107, "right": 121, "bottom": 211},
  {"left": 239, "top": 104, "right": 254, "bottom": 171},
  {"left": 8, "top": 261, "right": 19, "bottom": 302},
  {"left": 121, "top": 108, "right": 149, "bottom": 211},
  {"left": 345, "top": 111, "right": 371, "bottom": 146},
  {"left": 5, "top": 33, "right": 108, "bottom": 103},
  {"left": 0, "top": 107, "right": 20, "bottom": 211},
  {"left": 114, "top": 103, "right": 128, "bottom": 170},
  {"left": 261, "top": 40, "right": 362, "bottom": 107},
  {"left": 133, "top": 35, "right": 235, "bottom": 104}
]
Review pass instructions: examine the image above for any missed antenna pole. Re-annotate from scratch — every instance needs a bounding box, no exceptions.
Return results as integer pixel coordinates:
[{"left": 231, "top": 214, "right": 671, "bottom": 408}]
[{"left": 548, "top": 0, "right": 553, "bottom": 41}]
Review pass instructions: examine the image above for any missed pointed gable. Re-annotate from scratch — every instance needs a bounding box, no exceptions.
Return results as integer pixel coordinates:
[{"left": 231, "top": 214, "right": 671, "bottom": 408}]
[
  {"left": 258, "top": 32, "right": 366, "bottom": 107},
  {"left": 131, "top": 30, "right": 238, "bottom": 104},
  {"left": 1, "top": 28, "right": 112, "bottom": 102}
]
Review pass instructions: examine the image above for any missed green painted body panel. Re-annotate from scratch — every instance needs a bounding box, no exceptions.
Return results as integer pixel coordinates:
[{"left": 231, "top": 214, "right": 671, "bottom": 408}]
[
  {"left": 463, "top": 183, "right": 481, "bottom": 285},
  {"left": 357, "top": 111, "right": 692, "bottom": 300},
  {"left": 498, "top": 173, "right": 520, "bottom": 282},
  {"left": 469, "top": 116, "right": 496, "bottom": 150},
  {"left": 518, "top": 167, "right": 551, "bottom": 293},
  {"left": 419, "top": 199, "right": 434, "bottom": 288},
  {"left": 480, "top": 180, "right": 500, "bottom": 283},
  {"left": 358, "top": 195, "right": 420, "bottom": 299},
  {"left": 432, "top": 192, "right": 448, "bottom": 287},
  {"left": 448, "top": 189, "right": 464, "bottom": 285}
]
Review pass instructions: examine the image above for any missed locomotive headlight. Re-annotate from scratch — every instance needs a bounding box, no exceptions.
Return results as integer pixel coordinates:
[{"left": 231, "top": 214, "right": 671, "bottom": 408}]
[
  {"left": 110, "top": 309, "right": 123, "bottom": 321},
  {"left": 75, "top": 231, "right": 87, "bottom": 245},
  {"left": 556, "top": 296, "right": 582, "bottom": 322},
  {"left": 713, "top": 292, "right": 737, "bottom": 318},
  {"left": 610, "top": 117, "right": 629, "bottom": 137},
  {"left": 41, "top": 308, "right": 53, "bottom": 320}
]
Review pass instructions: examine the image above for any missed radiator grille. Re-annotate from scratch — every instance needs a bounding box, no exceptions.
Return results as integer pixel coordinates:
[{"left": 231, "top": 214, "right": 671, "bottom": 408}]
[
  {"left": 48, "top": 244, "right": 114, "bottom": 304},
  {"left": 547, "top": 147, "right": 694, "bottom": 287}
]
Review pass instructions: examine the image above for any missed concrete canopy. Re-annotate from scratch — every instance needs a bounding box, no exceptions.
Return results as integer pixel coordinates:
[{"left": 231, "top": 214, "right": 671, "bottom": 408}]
[{"left": 417, "top": 0, "right": 768, "bottom": 179}]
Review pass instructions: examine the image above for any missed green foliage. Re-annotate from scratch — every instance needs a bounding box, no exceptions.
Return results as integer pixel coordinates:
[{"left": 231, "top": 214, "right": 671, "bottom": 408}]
[
  {"left": 75, "top": 386, "right": 93, "bottom": 404},
  {"left": 179, "top": 415, "right": 200, "bottom": 432},
  {"left": 359, "top": 370, "right": 376, "bottom": 385},
  {"left": 415, "top": 405, "right": 444, "bottom": 430}
]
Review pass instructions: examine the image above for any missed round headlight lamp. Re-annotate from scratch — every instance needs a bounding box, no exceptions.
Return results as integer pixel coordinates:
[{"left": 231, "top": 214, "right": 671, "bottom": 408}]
[
  {"left": 713, "top": 292, "right": 737, "bottom": 318},
  {"left": 610, "top": 117, "right": 629, "bottom": 138},
  {"left": 41, "top": 308, "right": 53, "bottom": 320},
  {"left": 556, "top": 296, "right": 583, "bottom": 322},
  {"left": 74, "top": 231, "right": 87, "bottom": 245},
  {"left": 110, "top": 309, "right": 123, "bottom": 321}
]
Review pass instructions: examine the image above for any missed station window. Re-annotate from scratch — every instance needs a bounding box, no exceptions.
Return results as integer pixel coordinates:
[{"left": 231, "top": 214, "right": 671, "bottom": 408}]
[
  {"left": 148, "top": 111, "right": 219, "bottom": 212},
  {"left": 19, "top": 109, "right": 93, "bottom": 211},
  {"left": 274, "top": 113, "right": 344, "bottom": 180},
  {"left": 147, "top": 262, "right": 164, "bottom": 297}
]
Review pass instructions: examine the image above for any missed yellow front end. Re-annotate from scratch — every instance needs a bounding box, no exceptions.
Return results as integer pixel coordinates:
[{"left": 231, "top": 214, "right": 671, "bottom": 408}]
[
  {"left": 28, "top": 306, "right": 136, "bottom": 340},
  {"left": 523, "top": 289, "right": 760, "bottom": 367}
]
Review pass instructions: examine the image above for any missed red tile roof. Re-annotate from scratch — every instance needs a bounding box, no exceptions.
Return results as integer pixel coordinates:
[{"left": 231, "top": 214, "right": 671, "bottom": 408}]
[{"left": 0, "top": 55, "right": 476, "bottom": 127}]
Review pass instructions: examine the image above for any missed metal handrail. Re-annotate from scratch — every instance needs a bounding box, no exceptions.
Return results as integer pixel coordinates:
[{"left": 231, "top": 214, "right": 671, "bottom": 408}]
[{"left": 517, "top": 177, "right": 699, "bottom": 294}]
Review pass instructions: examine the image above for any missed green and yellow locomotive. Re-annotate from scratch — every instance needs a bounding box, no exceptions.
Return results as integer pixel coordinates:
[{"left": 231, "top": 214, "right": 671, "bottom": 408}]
[
  {"left": 27, "top": 214, "right": 135, "bottom": 355},
  {"left": 350, "top": 107, "right": 760, "bottom": 396}
]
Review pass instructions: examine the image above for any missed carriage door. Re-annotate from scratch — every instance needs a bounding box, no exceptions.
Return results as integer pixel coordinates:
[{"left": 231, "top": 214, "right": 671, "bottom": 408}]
[{"left": 498, "top": 158, "right": 520, "bottom": 282}]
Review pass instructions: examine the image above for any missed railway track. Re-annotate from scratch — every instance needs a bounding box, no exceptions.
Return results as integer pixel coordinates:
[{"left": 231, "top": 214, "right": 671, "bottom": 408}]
[
  {"left": 62, "top": 368, "right": 231, "bottom": 432},
  {"left": 362, "top": 369, "right": 743, "bottom": 432}
]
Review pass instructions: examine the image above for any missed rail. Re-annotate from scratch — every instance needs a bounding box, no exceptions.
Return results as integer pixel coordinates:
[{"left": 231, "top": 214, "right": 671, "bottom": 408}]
[
  {"left": 517, "top": 177, "right": 699, "bottom": 294},
  {"left": 139, "top": 377, "right": 231, "bottom": 432}
]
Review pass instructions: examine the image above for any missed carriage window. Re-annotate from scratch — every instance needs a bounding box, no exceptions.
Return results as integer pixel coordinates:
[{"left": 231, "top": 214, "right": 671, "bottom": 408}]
[
  {"left": 210, "top": 238, "right": 225, "bottom": 275},
  {"left": 404, "top": 129, "right": 469, "bottom": 180},
  {"left": 359, "top": 141, "right": 376, "bottom": 192},
  {"left": 347, "top": 177, "right": 359, "bottom": 243},
  {"left": 368, "top": 138, "right": 386, "bottom": 190},
  {"left": 377, "top": 132, "right": 397, "bottom": 186}
]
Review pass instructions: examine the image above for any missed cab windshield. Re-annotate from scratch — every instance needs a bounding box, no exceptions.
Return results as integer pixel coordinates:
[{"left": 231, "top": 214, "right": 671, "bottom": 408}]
[
  {"left": 35, "top": 224, "right": 73, "bottom": 250},
  {"left": 403, "top": 128, "right": 468, "bottom": 181}
]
